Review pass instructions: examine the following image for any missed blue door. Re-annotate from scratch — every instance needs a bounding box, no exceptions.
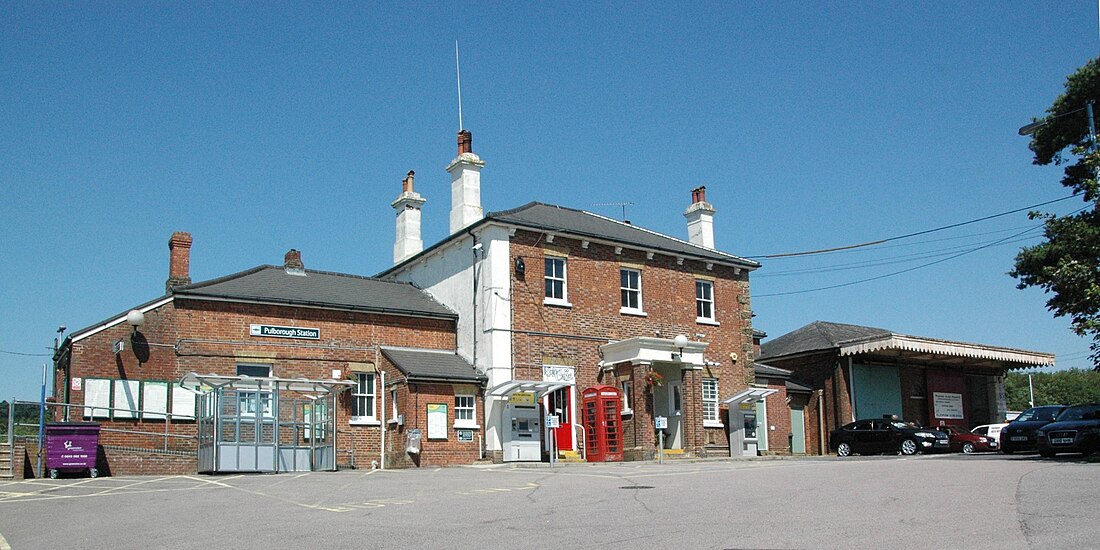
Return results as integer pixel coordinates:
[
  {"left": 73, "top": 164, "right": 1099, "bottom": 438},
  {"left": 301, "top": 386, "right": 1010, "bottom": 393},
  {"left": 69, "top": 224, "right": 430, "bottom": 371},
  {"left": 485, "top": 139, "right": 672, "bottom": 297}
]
[{"left": 851, "top": 364, "right": 902, "bottom": 420}]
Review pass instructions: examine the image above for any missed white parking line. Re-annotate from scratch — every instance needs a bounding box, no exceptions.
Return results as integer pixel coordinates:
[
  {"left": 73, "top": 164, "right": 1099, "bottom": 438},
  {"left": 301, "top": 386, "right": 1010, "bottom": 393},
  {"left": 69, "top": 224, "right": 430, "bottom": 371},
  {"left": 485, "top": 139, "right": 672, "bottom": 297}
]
[{"left": 0, "top": 530, "right": 9, "bottom": 550}]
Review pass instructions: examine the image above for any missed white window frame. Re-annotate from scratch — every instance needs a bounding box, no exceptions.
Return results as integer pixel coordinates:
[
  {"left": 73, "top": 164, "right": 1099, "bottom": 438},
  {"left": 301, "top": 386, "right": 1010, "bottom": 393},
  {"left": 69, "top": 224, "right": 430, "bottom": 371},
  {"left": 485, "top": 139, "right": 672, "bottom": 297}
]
[
  {"left": 236, "top": 363, "right": 274, "bottom": 420},
  {"left": 696, "top": 280, "right": 718, "bottom": 324},
  {"left": 543, "top": 256, "right": 572, "bottom": 307},
  {"left": 388, "top": 389, "right": 399, "bottom": 424},
  {"left": 454, "top": 393, "right": 478, "bottom": 428},
  {"left": 620, "top": 380, "right": 633, "bottom": 415},
  {"left": 350, "top": 372, "right": 378, "bottom": 425},
  {"left": 619, "top": 268, "right": 645, "bottom": 315},
  {"left": 702, "top": 378, "right": 721, "bottom": 427}
]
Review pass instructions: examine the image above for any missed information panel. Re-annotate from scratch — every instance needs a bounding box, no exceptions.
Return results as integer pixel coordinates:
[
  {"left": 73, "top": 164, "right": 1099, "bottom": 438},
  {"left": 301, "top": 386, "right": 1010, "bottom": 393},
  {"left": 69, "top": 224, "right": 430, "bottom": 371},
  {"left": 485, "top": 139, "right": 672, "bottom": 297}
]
[{"left": 427, "top": 403, "right": 448, "bottom": 440}]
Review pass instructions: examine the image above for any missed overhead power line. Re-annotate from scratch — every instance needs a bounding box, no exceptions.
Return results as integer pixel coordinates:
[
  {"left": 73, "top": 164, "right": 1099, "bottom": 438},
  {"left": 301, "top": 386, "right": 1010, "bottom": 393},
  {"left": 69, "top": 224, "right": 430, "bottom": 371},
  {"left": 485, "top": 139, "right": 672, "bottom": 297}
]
[
  {"left": 0, "top": 349, "right": 51, "bottom": 357},
  {"left": 748, "top": 193, "right": 1081, "bottom": 259},
  {"left": 754, "top": 224, "right": 1046, "bottom": 298}
]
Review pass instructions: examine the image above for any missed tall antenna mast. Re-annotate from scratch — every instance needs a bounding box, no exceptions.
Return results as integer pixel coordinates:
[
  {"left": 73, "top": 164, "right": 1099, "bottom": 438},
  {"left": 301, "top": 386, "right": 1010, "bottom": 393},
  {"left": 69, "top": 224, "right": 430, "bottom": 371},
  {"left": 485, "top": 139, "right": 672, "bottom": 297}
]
[{"left": 455, "top": 40, "right": 464, "bottom": 131}]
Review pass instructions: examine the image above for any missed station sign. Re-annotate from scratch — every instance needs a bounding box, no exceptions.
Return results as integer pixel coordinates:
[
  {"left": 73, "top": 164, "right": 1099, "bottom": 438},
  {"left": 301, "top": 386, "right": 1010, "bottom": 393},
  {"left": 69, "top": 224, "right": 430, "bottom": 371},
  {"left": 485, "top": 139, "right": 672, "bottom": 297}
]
[
  {"left": 250, "top": 324, "right": 320, "bottom": 340},
  {"left": 545, "top": 416, "right": 561, "bottom": 429},
  {"left": 655, "top": 416, "right": 667, "bottom": 430}
]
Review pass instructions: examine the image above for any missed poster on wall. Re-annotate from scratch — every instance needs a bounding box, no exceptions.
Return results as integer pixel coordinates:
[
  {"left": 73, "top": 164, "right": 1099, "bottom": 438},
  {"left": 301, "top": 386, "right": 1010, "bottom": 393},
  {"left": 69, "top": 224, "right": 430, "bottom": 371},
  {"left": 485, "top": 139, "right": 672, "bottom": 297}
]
[
  {"left": 932, "top": 392, "right": 964, "bottom": 420},
  {"left": 427, "top": 403, "right": 448, "bottom": 440}
]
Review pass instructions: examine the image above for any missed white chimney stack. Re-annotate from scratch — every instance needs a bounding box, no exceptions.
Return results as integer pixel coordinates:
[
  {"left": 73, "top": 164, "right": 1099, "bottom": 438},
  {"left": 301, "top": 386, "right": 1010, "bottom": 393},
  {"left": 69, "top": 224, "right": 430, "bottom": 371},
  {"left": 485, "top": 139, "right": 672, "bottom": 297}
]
[
  {"left": 447, "top": 130, "right": 484, "bottom": 233},
  {"left": 684, "top": 186, "right": 716, "bottom": 249},
  {"left": 393, "top": 170, "right": 427, "bottom": 263}
]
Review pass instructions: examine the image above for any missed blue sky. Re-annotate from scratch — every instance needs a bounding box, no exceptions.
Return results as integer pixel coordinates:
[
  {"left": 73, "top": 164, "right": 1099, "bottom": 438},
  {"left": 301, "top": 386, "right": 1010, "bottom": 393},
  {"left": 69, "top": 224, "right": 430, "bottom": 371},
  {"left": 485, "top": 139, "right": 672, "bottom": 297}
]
[{"left": 2, "top": 3, "right": 1097, "bottom": 402}]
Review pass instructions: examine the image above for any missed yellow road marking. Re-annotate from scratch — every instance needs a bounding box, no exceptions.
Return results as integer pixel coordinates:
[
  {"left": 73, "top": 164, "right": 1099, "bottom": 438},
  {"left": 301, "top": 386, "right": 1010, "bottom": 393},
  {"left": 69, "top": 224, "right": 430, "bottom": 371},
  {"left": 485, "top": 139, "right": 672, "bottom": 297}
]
[{"left": 0, "top": 530, "right": 10, "bottom": 550}]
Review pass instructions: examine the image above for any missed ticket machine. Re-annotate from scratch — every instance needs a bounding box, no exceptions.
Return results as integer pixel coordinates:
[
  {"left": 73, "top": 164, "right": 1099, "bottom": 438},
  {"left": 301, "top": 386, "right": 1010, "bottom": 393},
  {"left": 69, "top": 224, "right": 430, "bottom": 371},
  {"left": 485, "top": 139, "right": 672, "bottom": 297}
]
[{"left": 503, "top": 392, "right": 542, "bottom": 462}]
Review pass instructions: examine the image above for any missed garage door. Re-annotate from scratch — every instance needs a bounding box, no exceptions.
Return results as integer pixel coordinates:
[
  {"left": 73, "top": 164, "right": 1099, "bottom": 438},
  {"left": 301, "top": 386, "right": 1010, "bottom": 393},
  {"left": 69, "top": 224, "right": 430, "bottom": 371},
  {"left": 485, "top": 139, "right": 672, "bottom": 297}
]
[{"left": 851, "top": 364, "right": 902, "bottom": 421}]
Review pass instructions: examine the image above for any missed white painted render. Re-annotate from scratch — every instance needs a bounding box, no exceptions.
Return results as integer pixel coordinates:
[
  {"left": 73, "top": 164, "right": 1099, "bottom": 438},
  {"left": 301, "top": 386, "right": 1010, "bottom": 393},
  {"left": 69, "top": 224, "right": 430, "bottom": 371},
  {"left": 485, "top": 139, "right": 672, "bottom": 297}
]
[
  {"left": 392, "top": 192, "right": 427, "bottom": 263},
  {"left": 684, "top": 201, "right": 716, "bottom": 249},
  {"left": 447, "top": 152, "right": 485, "bottom": 233},
  {"left": 389, "top": 223, "right": 514, "bottom": 453}
]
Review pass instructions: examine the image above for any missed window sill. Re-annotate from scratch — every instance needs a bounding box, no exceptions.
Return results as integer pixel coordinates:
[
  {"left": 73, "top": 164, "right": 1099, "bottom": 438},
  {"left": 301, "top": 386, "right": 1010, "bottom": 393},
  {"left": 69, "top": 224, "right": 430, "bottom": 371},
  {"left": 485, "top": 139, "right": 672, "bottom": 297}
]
[
  {"left": 619, "top": 308, "right": 647, "bottom": 317},
  {"left": 350, "top": 419, "right": 381, "bottom": 426},
  {"left": 696, "top": 318, "right": 720, "bottom": 326},
  {"left": 543, "top": 298, "right": 573, "bottom": 308},
  {"left": 453, "top": 423, "right": 480, "bottom": 430},
  {"left": 703, "top": 421, "right": 724, "bottom": 428}
]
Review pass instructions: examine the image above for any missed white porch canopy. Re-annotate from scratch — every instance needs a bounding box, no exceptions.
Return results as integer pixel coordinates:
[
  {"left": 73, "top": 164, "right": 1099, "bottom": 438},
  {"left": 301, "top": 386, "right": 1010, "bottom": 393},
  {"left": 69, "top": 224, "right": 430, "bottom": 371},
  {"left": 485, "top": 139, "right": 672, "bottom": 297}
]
[
  {"left": 721, "top": 386, "right": 778, "bottom": 406},
  {"left": 488, "top": 380, "right": 571, "bottom": 397},
  {"left": 599, "top": 336, "right": 709, "bottom": 369}
]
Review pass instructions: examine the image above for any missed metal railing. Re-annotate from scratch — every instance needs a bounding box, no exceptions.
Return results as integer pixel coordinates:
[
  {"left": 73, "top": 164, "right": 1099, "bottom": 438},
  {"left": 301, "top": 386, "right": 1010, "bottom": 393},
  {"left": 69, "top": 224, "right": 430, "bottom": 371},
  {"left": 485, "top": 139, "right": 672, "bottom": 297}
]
[{"left": 4, "top": 398, "right": 199, "bottom": 477}]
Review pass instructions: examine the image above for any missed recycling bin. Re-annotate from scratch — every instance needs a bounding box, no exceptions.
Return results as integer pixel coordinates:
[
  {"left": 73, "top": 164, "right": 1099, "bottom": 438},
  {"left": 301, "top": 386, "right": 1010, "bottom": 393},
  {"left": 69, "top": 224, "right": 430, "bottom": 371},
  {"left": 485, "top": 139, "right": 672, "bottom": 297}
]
[{"left": 45, "top": 422, "right": 101, "bottom": 478}]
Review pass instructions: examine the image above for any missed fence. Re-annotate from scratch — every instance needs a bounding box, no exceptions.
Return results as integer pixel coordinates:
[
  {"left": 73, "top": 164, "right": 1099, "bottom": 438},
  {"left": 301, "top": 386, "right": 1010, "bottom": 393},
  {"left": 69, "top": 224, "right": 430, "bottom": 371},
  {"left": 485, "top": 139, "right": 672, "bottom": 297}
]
[{"left": 4, "top": 398, "right": 198, "bottom": 478}]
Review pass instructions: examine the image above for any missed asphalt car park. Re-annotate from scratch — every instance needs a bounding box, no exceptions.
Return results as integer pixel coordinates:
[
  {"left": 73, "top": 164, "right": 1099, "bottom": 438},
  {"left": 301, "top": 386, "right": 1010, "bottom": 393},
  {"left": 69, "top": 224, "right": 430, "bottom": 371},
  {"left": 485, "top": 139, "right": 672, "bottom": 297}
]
[{"left": 1, "top": 453, "right": 1097, "bottom": 549}]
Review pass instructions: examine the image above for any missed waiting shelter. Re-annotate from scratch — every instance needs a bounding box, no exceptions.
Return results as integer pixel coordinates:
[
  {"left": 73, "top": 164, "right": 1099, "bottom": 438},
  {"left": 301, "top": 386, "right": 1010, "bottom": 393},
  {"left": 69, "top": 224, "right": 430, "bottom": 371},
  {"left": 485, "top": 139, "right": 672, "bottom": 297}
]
[{"left": 180, "top": 372, "right": 354, "bottom": 473}]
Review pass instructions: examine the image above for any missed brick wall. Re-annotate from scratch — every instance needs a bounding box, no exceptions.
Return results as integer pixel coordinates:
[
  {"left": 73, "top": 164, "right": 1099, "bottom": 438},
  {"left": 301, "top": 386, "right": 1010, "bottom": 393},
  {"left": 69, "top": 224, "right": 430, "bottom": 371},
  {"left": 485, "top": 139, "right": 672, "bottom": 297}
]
[
  {"left": 508, "top": 230, "right": 754, "bottom": 458},
  {"left": 59, "top": 297, "right": 458, "bottom": 475},
  {"left": 379, "top": 374, "right": 485, "bottom": 468}
]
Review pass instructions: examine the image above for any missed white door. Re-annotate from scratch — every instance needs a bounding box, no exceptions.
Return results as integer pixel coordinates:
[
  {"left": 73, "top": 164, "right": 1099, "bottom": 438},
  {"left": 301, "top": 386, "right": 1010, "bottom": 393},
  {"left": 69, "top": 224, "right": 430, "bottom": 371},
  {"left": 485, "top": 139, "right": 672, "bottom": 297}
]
[{"left": 666, "top": 381, "right": 683, "bottom": 449}]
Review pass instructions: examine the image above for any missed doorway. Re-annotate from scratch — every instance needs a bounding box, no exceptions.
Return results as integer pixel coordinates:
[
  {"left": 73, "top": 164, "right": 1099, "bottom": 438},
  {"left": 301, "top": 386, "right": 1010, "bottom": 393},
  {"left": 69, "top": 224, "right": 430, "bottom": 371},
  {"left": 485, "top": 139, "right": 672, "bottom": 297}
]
[
  {"left": 665, "top": 380, "right": 683, "bottom": 449},
  {"left": 545, "top": 386, "right": 574, "bottom": 451}
]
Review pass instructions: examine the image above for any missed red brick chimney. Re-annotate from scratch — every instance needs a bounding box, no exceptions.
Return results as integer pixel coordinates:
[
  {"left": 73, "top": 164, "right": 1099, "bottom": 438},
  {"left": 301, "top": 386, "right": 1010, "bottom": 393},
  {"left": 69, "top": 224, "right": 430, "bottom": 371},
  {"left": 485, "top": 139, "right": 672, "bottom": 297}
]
[
  {"left": 457, "top": 130, "right": 472, "bottom": 155},
  {"left": 402, "top": 170, "right": 415, "bottom": 193},
  {"left": 166, "top": 232, "right": 193, "bottom": 292},
  {"left": 284, "top": 249, "right": 304, "bottom": 270}
]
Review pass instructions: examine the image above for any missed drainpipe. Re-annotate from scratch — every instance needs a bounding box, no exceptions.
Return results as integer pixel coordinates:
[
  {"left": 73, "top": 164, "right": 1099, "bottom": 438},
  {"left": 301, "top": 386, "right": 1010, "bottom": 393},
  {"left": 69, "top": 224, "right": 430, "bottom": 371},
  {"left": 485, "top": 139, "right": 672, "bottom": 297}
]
[
  {"left": 846, "top": 357, "right": 856, "bottom": 423},
  {"left": 817, "top": 389, "right": 826, "bottom": 455},
  {"left": 468, "top": 230, "right": 480, "bottom": 371},
  {"left": 380, "top": 369, "right": 386, "bottom": 470}
]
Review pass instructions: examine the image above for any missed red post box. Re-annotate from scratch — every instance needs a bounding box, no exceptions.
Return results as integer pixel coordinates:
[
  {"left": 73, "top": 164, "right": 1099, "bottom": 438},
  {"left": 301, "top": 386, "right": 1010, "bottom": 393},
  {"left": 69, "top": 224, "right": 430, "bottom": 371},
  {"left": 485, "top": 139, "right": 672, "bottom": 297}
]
[{"left": 582, "top": 386, "right": 623, "bottom": 462}]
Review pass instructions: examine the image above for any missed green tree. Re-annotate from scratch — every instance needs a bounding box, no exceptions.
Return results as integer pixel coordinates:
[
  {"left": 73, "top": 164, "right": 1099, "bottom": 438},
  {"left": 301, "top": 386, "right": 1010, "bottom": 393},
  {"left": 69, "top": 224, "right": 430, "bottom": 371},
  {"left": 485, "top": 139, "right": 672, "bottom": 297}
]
[
  {"left": 1005, "top": 370, "right": 1100, "bottom": 410},
  {"left": 1012, "top": 57, "right": 1100, "bottom": 368}
]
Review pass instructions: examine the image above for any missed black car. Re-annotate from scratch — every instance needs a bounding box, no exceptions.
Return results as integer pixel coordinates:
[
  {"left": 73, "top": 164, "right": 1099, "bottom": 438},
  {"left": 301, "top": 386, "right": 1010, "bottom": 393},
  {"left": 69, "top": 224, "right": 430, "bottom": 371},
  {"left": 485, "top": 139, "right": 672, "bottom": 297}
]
[
  {"left": 830, "top": 419, "right": 950, "bottom": 456},
  {"left": 1001, "top": 405, "right": 1067, "bottom": 453},
  {"left": 1036, "top": 404, "right": 1100, "bottom": 457}
]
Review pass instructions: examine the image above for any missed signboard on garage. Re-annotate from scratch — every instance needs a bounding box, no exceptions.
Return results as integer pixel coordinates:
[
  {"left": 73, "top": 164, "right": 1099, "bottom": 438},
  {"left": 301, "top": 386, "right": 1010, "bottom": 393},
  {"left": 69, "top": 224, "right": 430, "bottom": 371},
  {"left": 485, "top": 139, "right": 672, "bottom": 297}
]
[{"left": 932, "top": 392, "right": 964, "bottom": 420}]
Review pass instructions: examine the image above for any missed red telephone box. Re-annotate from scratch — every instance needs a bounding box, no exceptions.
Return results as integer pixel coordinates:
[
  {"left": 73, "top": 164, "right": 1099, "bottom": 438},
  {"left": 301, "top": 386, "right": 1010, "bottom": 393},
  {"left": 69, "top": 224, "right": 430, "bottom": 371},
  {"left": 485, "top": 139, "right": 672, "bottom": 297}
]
[{"left": 582, "top": 386, "right": 623, "bottom": 462}]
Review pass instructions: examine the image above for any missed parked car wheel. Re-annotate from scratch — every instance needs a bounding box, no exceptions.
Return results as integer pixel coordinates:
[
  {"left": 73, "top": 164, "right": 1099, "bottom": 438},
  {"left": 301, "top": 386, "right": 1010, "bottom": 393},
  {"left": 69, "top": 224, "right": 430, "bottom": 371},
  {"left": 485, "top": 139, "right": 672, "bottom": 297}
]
[
  {"left": 836, "top": 442, "right": 852, "bottom": 457},
  {"left": 900, "top": 439, "right": 918, "bottom": 455},
  {"left": 962, "top": 442, "right": 975, "bottom": 454},
  {"left": 1002, "top": 448, "right": 1013, "bottom": 455},
  {"left": 1040, "top": 450, "right": 1056, "bottom": 458}
]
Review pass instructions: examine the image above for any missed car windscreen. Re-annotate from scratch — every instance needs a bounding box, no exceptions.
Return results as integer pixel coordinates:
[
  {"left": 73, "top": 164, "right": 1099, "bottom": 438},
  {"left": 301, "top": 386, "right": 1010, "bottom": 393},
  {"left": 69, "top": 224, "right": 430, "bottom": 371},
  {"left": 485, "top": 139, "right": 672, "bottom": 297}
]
[
  {"left": 890, "top": 422, "right": 920, "bottom": 429},
  {"left": 1015, "top": 407, "right": 1061, "bottom": 422},
  {"left": 1056, "top": 405, "right": 1100, "bottom": 422}
]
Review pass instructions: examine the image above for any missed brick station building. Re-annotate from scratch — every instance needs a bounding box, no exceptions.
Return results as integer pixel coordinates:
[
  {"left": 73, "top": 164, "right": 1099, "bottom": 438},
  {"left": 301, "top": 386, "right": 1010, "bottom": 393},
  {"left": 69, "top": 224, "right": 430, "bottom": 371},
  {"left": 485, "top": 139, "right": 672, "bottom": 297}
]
[
  {"left": 50, "top": 235, "right": 484, "bottom": 476},
  {"left": 380, "top": 130, "right": 772, "bottom": 462}
]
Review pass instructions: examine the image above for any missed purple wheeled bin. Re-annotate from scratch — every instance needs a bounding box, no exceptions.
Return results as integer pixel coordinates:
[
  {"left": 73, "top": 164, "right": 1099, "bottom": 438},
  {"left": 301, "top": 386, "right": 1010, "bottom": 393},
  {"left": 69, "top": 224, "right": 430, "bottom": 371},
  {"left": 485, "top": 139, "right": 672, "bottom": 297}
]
[{"left": 45, "top": 422, "right": 101, "bottom": 478}]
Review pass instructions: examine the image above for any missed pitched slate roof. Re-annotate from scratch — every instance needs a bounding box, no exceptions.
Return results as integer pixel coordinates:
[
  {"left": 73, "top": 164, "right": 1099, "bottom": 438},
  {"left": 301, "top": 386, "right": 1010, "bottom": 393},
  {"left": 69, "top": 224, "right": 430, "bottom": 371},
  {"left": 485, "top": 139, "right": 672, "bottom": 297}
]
[
  {"left": 378, "top": 201, "right": 759, "bottom": 277},
  {"left": 759, "top": 321, "right": 891, "bottom": 360},
  {"left": 381, "top": 348, "right": 485, "bottom": 384},
  {"left": 173, "top": 265, "right": 456, "bottom": 319},
  {"left": 488, "top": 202, "right": 758, "bottom": 267},
  {"left": 758, "top": 320, "right": 1055, "bottom": 368}
]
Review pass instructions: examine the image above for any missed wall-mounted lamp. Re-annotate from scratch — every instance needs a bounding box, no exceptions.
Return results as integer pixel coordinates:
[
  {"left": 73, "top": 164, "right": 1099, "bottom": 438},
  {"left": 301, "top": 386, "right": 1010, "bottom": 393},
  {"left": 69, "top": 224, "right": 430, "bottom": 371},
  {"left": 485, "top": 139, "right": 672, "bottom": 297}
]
[
  {"left": 126, "top": 309, "right": 145, "bottom": 333},
  {"left": 514, "top": 256, "right": 525, "bottom": 278},
  {"left": 672, "top": 334, "right": 688, "bottom": 362}
]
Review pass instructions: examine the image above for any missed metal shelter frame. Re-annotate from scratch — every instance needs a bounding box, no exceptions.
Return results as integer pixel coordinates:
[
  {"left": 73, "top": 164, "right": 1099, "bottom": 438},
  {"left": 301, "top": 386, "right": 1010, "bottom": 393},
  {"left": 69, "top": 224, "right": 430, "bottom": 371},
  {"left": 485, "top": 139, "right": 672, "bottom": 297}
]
[{"left": 180, "top": 372, "right": 354, "bottom": 474}]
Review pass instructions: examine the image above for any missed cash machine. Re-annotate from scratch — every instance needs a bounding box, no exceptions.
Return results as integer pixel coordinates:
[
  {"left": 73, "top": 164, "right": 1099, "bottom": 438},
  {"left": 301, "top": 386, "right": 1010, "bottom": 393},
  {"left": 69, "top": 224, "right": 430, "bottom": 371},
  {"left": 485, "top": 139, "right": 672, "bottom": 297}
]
[{"left": 503, "top": 392, "right": 542, "bottom": 462}]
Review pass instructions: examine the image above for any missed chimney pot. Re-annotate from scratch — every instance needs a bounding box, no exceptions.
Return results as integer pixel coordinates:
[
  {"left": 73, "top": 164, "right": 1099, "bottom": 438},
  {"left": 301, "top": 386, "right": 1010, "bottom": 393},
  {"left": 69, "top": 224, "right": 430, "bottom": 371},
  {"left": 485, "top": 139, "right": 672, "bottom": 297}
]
[
  {"left": 457, "top": 130, "right": 472, "bottom": 155},
  {"left": 284, "top": 249, "right": 304, "bottom": 270},
  {"left": 402, "top": 170, "right": 415, "bottom": 193},
  {"left": 166, "top": 231, "right": 193, "bottom": 293}
]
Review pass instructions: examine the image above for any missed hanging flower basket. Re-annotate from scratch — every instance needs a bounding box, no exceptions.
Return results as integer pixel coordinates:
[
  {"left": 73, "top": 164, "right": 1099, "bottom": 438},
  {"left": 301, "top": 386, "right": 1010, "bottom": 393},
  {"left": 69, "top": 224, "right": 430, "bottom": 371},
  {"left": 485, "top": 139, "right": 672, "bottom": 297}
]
[{"left": 644, "top": 370, "right": 664, "bottom": 387}]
